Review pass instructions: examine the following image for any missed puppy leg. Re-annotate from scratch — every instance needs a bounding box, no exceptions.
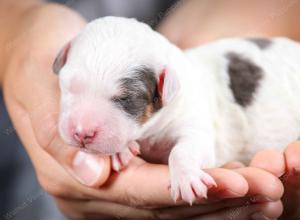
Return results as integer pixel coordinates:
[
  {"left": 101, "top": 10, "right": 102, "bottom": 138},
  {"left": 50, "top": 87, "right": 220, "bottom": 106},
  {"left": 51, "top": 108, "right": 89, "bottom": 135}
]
[{"left": 169, "top": 138, "right": 216, "bottom": 205}]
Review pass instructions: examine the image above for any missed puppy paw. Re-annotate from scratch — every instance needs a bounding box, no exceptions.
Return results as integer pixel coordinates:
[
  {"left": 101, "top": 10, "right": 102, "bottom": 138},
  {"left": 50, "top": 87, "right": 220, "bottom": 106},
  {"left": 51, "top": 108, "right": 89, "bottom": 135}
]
[
  {"left": 170, "top": 169, "right": 217, "bottom": 205},
  {"left": 111, "top": 141, "right": 140, "bottom": 172}
]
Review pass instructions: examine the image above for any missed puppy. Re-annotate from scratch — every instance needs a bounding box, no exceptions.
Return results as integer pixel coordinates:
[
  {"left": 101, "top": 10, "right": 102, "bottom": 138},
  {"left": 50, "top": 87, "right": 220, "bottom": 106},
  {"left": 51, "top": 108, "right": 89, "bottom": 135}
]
[{"left": 53, "top": 17, "right": 300, "bottom": 204}]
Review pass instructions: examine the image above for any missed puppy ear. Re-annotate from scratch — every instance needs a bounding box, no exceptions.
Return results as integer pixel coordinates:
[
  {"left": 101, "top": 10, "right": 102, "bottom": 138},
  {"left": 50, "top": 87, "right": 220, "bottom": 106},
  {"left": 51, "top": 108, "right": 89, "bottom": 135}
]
[
  {"left": 158, "top": 68, "right": 180, "bottom": 105},
  {"left": 53, "top": 42, "right": 71, "bottom": 74}
]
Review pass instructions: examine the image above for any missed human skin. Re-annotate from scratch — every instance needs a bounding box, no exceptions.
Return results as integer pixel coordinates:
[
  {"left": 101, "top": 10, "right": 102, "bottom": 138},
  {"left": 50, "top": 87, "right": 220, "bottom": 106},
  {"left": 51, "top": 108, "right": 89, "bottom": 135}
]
[
  {"left": 0, "top": 1, "right": 287, "bottom": 219},
  {"left": 158, "top": 0, "right": 300, "bottom": 49},
  {"left": 249, "top": 144, "right": 300, "bottom": 220}
]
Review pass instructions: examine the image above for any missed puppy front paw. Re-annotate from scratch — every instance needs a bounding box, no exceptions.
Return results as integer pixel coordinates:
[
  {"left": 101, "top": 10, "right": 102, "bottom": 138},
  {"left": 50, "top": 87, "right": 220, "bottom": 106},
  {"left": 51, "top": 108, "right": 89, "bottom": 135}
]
[
  {"left": 111, "top": 141, "right": 140, "bottom": 172},
  {"left": 170, "top": 168, "right": 217, "bottom": 205}
]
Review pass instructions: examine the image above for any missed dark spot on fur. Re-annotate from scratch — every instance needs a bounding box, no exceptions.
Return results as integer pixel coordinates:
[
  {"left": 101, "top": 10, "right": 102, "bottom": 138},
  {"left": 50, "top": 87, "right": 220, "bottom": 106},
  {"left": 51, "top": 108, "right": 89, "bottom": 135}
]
[
  {"left": 226, "top": 52, "right": 263, "bottom": 107},
  {"left": 112, "top": 67, "right": 162, "bottom": 123},
  {"left": 247, "top": 38, "right": 272, "bottom": 49}
]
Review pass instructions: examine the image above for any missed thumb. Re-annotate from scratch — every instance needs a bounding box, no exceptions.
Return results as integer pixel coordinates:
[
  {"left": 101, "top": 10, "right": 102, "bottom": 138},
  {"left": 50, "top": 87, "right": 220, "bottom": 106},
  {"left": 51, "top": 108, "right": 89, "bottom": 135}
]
[{"left": 71, "top": 151, "right": 111, "bottom": 186}]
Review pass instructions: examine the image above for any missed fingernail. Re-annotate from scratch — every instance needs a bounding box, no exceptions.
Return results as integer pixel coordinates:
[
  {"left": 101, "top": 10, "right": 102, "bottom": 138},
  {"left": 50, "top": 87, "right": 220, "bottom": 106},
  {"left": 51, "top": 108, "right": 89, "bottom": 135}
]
[
  {"left": 251, "top": 212, "right": 272, "bottom": 220},
  {"left": 72, "top": 151, "right": 105, "bottom": 186}
]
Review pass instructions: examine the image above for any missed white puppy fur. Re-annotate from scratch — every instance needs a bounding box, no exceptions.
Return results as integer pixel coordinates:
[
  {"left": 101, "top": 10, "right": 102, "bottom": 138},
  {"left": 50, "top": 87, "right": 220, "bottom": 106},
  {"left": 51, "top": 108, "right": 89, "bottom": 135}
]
[{"left": 54, "top": 17, "right": 300, "bottom": 204}]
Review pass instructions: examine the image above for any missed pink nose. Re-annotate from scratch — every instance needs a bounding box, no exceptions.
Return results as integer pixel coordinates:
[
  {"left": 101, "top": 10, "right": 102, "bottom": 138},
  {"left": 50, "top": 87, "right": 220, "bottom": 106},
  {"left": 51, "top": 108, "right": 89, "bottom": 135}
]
[{"left": 73, "top": 130, "right": 97, "bottom": 145}]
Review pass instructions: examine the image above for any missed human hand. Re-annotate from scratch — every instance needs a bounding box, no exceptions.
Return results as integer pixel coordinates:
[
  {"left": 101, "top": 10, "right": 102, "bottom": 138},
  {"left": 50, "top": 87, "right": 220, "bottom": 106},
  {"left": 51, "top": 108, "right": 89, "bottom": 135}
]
[
  {"left": 1, "top": 3, "right": 284, "bottom": 219},
  {"left": 248, "top": 142, "right": 300, "bottom": 219}
]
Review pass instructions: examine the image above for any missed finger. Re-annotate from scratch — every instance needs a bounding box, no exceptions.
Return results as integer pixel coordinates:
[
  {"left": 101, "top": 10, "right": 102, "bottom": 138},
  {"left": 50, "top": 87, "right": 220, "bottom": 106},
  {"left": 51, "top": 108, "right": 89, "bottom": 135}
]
[
  {"left": 205, "top": 168, "right": 248, "bottom": 200},
  {"left": 71, "top": 151, "right": 111, "bottom": 186},
  {"left": 85, "top": 167, "right": 249, "bottom": 207},
  {"left": 250, "top": 150, "right": 285, "bottom": 177},
  {"left": 222, "top": 161, "right": 245, "bottom": 169},
  {"left": 153, "top": 196, "right": 266, "bottom": 219},
  {"left": 55, "top": 198, "right": 156, "bottom": 220},
  {"left": 192, "top": 200, "right": 283, "bottom": 220},
  {"left": 234, "top": 167, "right": 284, "bottom": 202},
  {"left": 284, "top": 141, "right": 300, "bottom": 173},
  {"left": 283, "top": 141, "right": 300, "bottom": 186}
]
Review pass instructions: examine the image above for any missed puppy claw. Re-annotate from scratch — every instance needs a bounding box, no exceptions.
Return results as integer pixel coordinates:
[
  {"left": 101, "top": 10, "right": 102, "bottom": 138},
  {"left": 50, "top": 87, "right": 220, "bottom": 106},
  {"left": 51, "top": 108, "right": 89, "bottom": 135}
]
[
  {"left": 111, "top": 147, "right": 135, "bottom": 171},
  {"left": 170, "top": 170, "right": 216, "bottom": 205},
  {"left": 202, "top": 175, "right": 217, "bottom": 188},
  {"left": 128, "top": 141, "right": 140, "bottom": 156}
]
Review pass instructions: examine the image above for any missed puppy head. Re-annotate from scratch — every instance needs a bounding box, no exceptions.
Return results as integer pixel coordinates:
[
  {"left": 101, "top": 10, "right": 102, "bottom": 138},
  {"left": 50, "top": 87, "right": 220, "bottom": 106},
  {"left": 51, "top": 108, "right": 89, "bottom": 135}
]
[{"left": 53, "top": 17, "right": 180, "bottom": 154}]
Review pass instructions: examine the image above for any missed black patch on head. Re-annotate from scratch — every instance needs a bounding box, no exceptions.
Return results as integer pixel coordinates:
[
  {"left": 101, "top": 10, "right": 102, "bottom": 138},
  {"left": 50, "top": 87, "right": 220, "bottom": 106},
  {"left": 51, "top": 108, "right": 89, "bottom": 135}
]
[
  {"left": 247, "top": 38, "right": 272, "bottom": 49},
  {"left": 226, "top": 52, "right": 263, "bottom": 107},
  {"left": 112, "top": 67, "right": 162, "bottom": 121}
]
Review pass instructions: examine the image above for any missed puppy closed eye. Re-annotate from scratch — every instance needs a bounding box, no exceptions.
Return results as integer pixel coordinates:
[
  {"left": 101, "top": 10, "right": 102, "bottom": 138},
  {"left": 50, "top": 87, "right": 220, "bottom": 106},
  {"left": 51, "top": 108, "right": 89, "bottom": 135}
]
[
  {"left": 112, "top": 93, "right": 148, "bottom": 118},
  {"left": 112, "top": 95, "right": 132, "bottom": 105},
  {"left": 112, "top": 93, "right": 147, "bottom": 107}
]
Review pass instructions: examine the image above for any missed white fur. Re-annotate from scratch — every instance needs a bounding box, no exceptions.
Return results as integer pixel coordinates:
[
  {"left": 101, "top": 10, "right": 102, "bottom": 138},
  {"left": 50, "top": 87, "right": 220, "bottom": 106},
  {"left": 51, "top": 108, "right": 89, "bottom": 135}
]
[{"left": 57, "top": 17, "right": 300, "bottom": 204}]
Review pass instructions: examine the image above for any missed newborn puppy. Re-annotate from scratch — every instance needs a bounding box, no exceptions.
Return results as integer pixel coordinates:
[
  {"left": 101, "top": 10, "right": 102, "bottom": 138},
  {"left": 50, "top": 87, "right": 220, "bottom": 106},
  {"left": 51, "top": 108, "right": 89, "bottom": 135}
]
[{"left": 53, "top": 17, "right": 300, "bottom": 204}]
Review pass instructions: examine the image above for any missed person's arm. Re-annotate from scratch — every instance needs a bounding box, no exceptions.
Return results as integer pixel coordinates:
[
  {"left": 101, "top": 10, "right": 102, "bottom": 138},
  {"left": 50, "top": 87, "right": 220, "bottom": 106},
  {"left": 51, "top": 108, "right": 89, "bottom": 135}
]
[
  {"left": 0, "top": 1, "right": 284, "bottom": 219},
  {"left": 158, "top": 0, "right": 300, "bottom": 49}
]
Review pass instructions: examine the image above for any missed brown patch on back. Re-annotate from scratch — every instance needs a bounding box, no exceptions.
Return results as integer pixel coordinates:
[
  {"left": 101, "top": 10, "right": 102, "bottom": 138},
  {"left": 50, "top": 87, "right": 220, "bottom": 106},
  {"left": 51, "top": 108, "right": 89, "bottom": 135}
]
[{"left": 226, "top": 52, "right": 263, "bottom": 107}]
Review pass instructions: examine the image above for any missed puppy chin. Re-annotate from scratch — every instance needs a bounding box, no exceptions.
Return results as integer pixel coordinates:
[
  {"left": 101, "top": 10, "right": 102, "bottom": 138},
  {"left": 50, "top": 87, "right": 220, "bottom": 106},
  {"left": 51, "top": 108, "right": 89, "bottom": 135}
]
[{"left": 86, "top": 141, "right": 127, "bottom": 155}]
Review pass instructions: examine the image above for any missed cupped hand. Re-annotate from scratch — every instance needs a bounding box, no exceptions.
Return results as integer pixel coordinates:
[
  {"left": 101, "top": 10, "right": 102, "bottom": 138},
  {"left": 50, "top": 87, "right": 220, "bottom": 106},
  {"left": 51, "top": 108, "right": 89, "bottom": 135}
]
[
  {"left": 249, "top": 142, "right": 300, "bottom": 219},
  {"left": 1, "top": 3, "right": 284, "bottom": 220}
]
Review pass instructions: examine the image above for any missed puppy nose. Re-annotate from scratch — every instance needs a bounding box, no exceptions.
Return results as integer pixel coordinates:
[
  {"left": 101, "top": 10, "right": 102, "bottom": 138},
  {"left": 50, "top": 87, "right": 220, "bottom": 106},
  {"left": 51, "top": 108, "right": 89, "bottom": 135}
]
[{"left": 73, "top": 130, "right": 97, "bottom": 144}]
